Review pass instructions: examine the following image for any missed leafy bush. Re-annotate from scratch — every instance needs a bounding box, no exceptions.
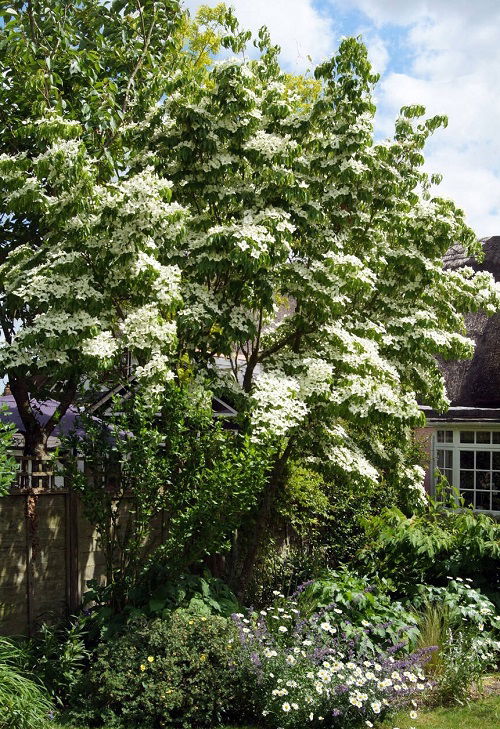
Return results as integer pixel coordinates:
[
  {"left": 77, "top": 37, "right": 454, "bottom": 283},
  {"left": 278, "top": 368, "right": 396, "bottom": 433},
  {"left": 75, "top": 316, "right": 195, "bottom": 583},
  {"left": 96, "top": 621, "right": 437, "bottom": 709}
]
[
  {"left": 232, "top": 595, "right": 433, "bottom": 728},
  {"left": 143, "top": 572, "right": 240, "bottom": 617},
  {"left": 412, "top": 578, "right": 500, "bottom": 640},
  {"left": 294, "top": 571, "right": 420, "bottom": 655},
  {"left": 357, "top": 500, "right": 500, "bottom": 604},
  {"left": 70, "top": 611, "right": 244, "bottom": 728},
  {"left": 66, "top": 385, "right": 270, "bottom": 610},
  {"left": 412, "top": 601, "right": 487, "bottom": 705},
  {"left": 83, "top": 571, "right": 240, "bottom": 640},
  {"left": 410, "top": 578, "right": 499, "bottom": 701},
  {"left": 0, "top": 637, "right": 53, "bottom": 729},
  {"left": 435, "top": 627, "right": 490, "bottom": 704},
  {"left": 26, "top": 616, "right": 90, "bottom": 705}
]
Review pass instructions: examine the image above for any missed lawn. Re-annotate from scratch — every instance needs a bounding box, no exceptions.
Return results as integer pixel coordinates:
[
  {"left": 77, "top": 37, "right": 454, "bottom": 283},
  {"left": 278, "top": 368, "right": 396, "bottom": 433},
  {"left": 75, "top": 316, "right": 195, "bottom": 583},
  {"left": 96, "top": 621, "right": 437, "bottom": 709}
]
[
  {"left": 380, "top": 694, "right": 500, "bottom": 729},
  {"left": 51, "top": 694, "right": 500, "bottom": 729}
]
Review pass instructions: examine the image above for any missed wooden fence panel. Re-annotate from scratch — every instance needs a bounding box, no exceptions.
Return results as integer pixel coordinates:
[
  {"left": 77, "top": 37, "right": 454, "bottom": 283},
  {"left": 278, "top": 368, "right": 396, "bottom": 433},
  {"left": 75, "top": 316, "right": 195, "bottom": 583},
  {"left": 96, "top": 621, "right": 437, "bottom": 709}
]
[
  {"left": 0, "top": 488, "right": 107, "bottom": 636},
  {"left": 0, "top": 495, "right": 29, "bottom": 634},
  {"left": 0, "top": 458, "right": 165, "bottom": 635}
]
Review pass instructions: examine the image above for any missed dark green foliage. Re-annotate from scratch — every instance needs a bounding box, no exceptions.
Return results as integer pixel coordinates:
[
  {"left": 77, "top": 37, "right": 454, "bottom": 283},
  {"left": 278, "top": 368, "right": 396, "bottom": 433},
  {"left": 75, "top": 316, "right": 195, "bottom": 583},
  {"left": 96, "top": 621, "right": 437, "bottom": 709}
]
[
  {"left": 83, "top": 571, "right": 241, "bottom": 639},
  {"left": 65, "top": 383, "right": 270, "bottom": 610},
  {"left": 0, "top": 404, "right": 18, "bottom": 495},
  {"left": 0, "top": 637, "right": 53, "bottom": 729},
  {"left": 246, "top": 446, "right": 419, "bottom": 603},
  {"left": 25, "top": 617, "right": 90, "bottom": 706},
  {"left": 296, "top": 570, "right": 420, "bottom": 654},
  {"left": 142, "top": 572, "right": 240, "bottom": 618},
  {"left": 356, "top": 497, "right": 500, "bottom": 605},
  {"left": 70, "top": 612, "right": 244, "bottom": 728}
]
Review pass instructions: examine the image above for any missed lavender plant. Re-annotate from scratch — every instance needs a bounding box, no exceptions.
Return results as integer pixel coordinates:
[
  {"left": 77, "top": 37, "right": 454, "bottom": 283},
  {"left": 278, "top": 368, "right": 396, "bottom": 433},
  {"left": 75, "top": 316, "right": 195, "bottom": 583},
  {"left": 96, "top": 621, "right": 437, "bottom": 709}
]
[{"left": 232, "top": 593, "right": 433, "bottom": 728}]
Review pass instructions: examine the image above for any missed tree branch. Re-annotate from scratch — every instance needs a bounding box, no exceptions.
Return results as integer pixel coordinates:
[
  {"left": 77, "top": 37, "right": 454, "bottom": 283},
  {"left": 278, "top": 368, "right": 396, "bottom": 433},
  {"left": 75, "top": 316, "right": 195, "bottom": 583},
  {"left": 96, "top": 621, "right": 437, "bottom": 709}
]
[{"left": 122, "top": 5, "right": 156, "bottom": 114}]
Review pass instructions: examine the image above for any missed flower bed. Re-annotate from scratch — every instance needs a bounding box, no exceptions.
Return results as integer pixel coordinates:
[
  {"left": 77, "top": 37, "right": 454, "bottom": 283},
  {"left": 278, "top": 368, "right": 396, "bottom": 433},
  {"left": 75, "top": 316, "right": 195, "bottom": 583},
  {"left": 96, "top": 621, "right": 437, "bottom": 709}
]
[{"left": 233, "top": 592, "right": 433, "bottom": 728}]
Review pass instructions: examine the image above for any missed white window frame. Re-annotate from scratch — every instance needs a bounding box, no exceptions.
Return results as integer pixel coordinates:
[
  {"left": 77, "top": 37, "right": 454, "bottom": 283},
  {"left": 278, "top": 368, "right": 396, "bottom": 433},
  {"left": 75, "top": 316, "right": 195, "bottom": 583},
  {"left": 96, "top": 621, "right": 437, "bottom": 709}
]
[{"left": 431, "top": 424, "right": 500, "bottom": 515}]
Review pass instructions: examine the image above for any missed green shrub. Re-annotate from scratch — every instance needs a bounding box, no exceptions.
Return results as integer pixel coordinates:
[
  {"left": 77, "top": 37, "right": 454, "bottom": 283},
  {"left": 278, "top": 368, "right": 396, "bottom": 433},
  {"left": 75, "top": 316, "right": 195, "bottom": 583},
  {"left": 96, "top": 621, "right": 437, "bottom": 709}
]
[
  {"left": 295, "top": 571, "right": 420, "bottom": 655},
  {"left": 413, "top": 604, "right": 492, "bottom": 705},
  {"left": 70, "top": 611, "right": 244, "bottom": 728},
  {"left": 26, "top": 616, "right": 90, "bottom": 705},
  {"left": 435, "top": 627, "right": 490, "bottom": 704},
  {"left": 133, "top": 571, "right": 240, "bottom": 619},
  {"left": 83, "top": 571, "right": 240, "bottom": 640},
  {"left": 0, "top": 637, "right": 53, "bottom": 729},
  {"left": 357, "top": 500, "right": 500, "bottom": 604},
  {"left": 411, "top": 578, "right": 500, "bottom": 640},
  {"left": 410, "top": 578, "right": 499, "bottom": 701}
]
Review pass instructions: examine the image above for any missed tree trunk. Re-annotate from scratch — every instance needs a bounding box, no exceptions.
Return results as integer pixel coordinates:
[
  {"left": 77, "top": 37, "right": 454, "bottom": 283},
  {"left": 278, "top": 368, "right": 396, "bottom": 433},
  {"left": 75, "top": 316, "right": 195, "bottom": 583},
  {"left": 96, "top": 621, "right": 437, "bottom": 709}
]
[
  {"left": 234, "top": 438, "right": 295, "bottom": 598},
  {"left": 23, "top": 423, "right": 49, "bottom": 459}
]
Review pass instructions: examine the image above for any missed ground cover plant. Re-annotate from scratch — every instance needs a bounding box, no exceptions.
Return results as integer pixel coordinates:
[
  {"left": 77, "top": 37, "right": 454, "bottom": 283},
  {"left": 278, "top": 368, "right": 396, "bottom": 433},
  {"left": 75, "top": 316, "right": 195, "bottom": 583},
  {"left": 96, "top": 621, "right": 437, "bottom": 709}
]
[{"left": 0, "top": 637, "right": 53, "bottom": 729}]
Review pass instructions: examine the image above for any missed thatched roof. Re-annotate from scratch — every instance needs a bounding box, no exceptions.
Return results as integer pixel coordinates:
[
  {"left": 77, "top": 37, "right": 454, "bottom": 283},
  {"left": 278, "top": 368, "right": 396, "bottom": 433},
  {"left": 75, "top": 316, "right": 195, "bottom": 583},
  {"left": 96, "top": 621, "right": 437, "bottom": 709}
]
[{"left": 438, "top": 236, "right": 500, "bottom": 411}]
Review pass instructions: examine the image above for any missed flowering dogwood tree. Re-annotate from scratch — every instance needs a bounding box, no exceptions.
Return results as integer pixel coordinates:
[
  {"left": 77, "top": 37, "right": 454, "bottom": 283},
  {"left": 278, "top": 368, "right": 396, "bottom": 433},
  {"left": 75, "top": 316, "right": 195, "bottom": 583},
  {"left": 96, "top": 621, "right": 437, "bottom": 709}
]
[
  {"left": 0, "top": 0, "right": 498, "bottom": 539},
  {"left": 0, "top": 0, "right": 199, "bottom": 455}
]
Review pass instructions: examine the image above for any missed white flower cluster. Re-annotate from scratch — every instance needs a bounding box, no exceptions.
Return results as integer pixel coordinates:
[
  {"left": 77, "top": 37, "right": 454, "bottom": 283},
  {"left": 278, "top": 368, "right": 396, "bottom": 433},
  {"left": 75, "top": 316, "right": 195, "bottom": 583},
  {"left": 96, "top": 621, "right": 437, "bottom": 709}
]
[
  {"left": 244, "top": 130, "right": 297, "bottom": 159},
  {"left": 135, "top": 354, "right": 175, "bottom": 393},
  {"left": 119, "top": 304, "right": 176, "bottom": 351},
  {"left": 251, "top": 371, "right": 307, "bottom": 439},
  {"left": 82, "top": 331, "right": 118, "bottom": 359}
]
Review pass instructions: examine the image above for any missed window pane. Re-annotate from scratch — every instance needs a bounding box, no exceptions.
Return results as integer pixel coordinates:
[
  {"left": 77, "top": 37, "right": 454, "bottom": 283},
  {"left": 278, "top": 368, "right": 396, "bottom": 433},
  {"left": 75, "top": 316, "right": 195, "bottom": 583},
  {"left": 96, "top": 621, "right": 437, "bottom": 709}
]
[
  {"left": 476, "top": 431, "right": 491, "bottom": 444},
  {"left": 476, "top": 471, "right": 491, "bottom": 489},
  {"left": 437, "top": 450, "right": 444, "bottom": 468},
  {"left": 475, "top": 491, "right": 491, "bottom": 510},
  {"left": 437, "top": 430, "right": 444, "bottom": 443},
  {"left": 460, "top": 431, "right": 474, "bottom": 443},
  {"left": 476, "top": 451, "right": 491, "bottom": 470},
  {"left": 493, "top": 432, "right": 500, "bottom": 444},
  {"left": 460, "top": 490, "right": 474, "bottom": 507},
  {"left": 492, "top": 492, "right": 500, "bottom": 511},
  {"left": 460, "top": 450, "right": 474, "bottom": 469},
  {"left": 460, "top": 471, "right": 474, "bottom": 489},
  {"left": 445, "top": 430, "right": 453, "bottom": 443},
  {"left": 492, "top": 472, "right": 500, "bottom": 489},
  {"left": 445, "top": 451, "right": 453, "bottom": 468},
  {"left": 493, "top": 453, "right": 500, "bottom": 470},
  {"left": 443, "top": 468, "right": 453, "bottom": 484}
]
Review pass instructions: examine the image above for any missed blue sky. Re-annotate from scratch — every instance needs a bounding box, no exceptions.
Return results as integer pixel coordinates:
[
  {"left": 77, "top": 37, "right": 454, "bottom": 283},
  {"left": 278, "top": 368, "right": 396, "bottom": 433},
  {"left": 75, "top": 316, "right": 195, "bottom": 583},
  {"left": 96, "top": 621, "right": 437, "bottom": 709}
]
[{"left": 184, "top": 0, "right": 500, "bottom": 237}]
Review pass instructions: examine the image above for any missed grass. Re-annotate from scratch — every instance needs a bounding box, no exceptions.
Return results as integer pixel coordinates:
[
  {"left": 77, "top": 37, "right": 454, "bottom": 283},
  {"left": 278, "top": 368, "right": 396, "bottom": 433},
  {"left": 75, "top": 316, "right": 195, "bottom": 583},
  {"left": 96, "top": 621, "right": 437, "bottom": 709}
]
[
  {"left": 50, "top": 694, "right": 500, "bottom": 729},
  {"left": 380, "top": 694, "right": 500, "bottom": 729}
]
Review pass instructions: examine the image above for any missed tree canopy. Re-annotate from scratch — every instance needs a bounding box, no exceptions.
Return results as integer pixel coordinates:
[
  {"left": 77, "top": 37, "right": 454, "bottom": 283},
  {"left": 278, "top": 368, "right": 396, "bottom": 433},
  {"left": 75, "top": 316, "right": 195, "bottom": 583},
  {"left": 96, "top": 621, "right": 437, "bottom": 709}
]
[{"left": 0, "top": 0, "right": 498, "bottom": 511}]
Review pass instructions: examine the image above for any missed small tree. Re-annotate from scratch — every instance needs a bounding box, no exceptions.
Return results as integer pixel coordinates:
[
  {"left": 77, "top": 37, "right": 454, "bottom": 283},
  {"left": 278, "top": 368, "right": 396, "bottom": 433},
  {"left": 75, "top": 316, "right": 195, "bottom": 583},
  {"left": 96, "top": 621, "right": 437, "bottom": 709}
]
[{"left": 66, "top": 383, "right": 269, "bottom": 607}]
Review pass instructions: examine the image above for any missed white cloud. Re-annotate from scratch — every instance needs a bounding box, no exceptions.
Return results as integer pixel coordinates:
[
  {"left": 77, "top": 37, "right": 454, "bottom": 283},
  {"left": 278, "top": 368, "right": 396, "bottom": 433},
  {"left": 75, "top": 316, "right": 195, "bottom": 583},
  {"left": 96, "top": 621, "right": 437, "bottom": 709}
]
[
  {"left": 339, "top": 0, "right": 500, "bottom": 236},
  {"left": 360, "top": 30, "right": 389, "bottom": 75},
  {"left": 183, "top": 0, "right": 336, "bottom": 71}
]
